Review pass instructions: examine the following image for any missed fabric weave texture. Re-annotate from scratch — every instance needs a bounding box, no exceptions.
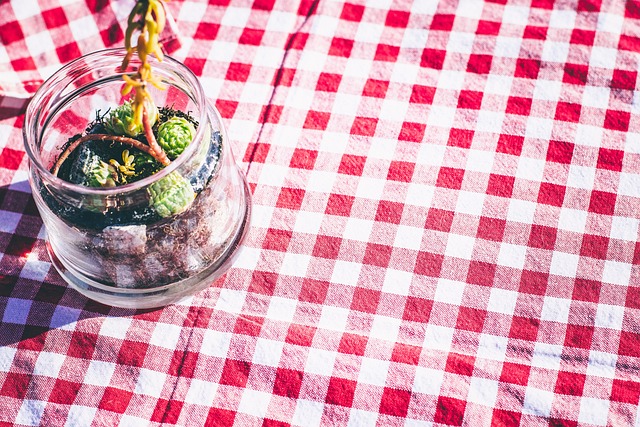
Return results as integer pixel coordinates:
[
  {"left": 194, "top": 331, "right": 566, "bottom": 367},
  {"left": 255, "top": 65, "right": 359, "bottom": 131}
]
[{"left": 1, "top": 0, "right": 639, "bottom": 425}]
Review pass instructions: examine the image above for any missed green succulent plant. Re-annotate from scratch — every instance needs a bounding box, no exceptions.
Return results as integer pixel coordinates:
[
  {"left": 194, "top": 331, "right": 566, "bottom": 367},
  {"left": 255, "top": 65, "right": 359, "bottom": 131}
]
[
  {"left": 84, "top": 149, "right": 151, "bottom": 188},
  {"left": 86, "top": 157, "right": 116, "bottom": 188},
  {"left": 148, "top": 171, "right": 195, "bottom": 217},
  {"left": 157, "top": 116, "right": 196, "bottom": 159},
  {"left": 105, "top": 99, "right": 158, "bottom": 137}
]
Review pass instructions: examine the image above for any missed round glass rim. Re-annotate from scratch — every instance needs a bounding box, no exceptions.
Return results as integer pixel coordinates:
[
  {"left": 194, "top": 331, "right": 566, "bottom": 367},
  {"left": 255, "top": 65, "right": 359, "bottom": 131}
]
[{"left": 23, "top": 47, "right": 209, "bottom": 196}]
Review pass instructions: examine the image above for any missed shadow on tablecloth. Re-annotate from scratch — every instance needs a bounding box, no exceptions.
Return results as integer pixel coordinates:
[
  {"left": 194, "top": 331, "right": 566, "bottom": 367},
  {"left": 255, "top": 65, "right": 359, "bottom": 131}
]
[{"left": 0, "top": 182, "right": 161, "bottom": 347}]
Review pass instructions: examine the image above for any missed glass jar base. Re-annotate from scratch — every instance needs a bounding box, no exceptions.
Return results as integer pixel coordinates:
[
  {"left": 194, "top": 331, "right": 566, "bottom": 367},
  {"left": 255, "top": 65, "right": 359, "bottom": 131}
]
[{"left": 46, "top": 176, "right": 252, "bottom": 309}]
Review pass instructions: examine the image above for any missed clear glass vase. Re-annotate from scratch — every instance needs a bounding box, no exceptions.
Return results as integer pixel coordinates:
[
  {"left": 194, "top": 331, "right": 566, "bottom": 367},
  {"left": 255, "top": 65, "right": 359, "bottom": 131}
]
[{"left": 23, "top": 48, "right": 251, "bottom": 309}]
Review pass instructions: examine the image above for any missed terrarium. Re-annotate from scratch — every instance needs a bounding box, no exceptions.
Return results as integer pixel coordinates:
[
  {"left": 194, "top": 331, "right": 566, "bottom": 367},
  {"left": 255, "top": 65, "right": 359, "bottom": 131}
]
[{"left": 22, "top": 2, "right": 251, "bottom": 308}]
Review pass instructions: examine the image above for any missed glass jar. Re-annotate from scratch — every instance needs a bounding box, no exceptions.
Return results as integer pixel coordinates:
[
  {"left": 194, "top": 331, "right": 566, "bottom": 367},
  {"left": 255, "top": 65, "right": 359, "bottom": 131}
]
[{"left": 23, "top": 48, "right": 251, "bottom": 309}]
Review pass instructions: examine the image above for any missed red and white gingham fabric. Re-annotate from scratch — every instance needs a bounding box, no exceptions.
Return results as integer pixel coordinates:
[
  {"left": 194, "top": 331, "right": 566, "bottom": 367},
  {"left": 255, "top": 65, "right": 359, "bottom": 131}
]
[{"left": 1, "top": 0, "right": 640, "bottom": 425}]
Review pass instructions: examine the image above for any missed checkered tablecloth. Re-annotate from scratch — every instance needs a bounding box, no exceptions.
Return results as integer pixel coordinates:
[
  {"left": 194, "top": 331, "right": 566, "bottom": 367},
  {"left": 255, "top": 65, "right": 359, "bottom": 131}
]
[{"left": 2, "top": 0, "right": 640, "bottom": 425}]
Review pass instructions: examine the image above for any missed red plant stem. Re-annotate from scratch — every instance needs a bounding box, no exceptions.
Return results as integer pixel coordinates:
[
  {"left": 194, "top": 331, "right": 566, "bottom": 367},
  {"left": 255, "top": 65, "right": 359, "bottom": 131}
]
[
  {"left": 51, "top": 133, "right": 166, "bottom": 177},
  {"left": 143, "top": 108, "right": 170, "bottom": 166}
]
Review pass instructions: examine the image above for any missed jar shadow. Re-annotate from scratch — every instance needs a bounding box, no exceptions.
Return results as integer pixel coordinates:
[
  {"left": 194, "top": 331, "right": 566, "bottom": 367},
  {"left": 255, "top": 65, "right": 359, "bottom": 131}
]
[{"left": 0, "top": 181, "right": 172, "bottom": 347}]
